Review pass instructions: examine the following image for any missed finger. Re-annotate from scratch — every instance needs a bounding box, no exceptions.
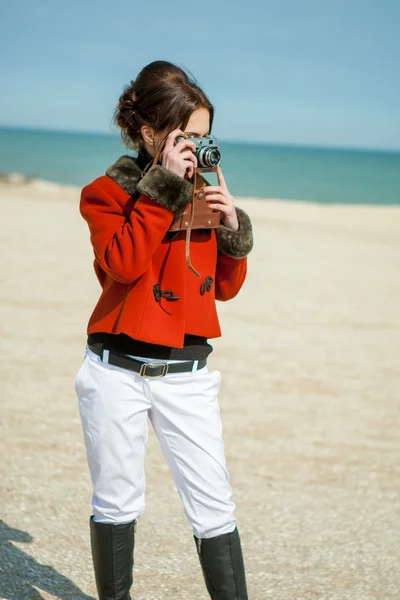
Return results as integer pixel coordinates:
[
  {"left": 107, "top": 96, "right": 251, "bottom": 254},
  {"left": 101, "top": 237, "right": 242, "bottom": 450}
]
[
  {"left": 184, "top": 159, "right": 196, "bottom": 179},
  {"left": 203, "top": 192, "right": 228, "bottom": 203},
  {"left": 217, "top": 164, "right": 228, "bottom": 190},
  {"left": 187, "top": 161, "right": 196, "bottom": 178},
  {"left": 201, "top": 186, "right": 223, "bottom": 193},
  {"left": 180, "top": 152, "right": 197, "bottom": 175},
  {"left": 173, "top": 138, "right": 196, "bottom": 153},
  {"left": 181, "top": 158, "right": 195, "bottom": 167},
  {"left": 178, "top": 150, "right": 197, "bottom": 162},
  {"left": 163, "top": 128, "right": 186, "bottom": 155},
  {"left": 206, "top": 203, "right": 228, "bottom": 214}
]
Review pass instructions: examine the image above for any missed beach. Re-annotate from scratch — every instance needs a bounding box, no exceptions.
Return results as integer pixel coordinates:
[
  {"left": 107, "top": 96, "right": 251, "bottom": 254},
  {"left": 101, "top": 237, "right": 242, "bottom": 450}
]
[{"left": 1, "top": 178, "right": 400, "bottom": 599}]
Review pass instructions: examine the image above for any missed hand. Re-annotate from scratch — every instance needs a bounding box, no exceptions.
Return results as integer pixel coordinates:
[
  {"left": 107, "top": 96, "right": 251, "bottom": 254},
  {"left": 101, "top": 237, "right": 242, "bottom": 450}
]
[
  {"left": 160, "top": 129, "right": 198, "bottom": 179},
  {"left": 202, "top": 165, "right": 239, "bottom": 230}
]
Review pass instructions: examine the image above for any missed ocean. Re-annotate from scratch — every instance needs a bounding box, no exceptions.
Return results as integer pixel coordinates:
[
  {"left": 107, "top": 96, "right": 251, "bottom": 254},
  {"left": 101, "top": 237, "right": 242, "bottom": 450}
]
[{"left": 0, "top": 126, "right": 399, "bottom": 205}]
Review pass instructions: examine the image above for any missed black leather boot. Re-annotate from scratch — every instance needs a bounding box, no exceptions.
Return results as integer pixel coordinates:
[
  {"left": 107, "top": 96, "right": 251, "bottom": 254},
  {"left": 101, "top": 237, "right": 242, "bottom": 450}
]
[
  {"left": 193, "top": 526, "right": 248, "bottom": 599},
  {"left": 89, "top": 514, "right": 137, "bottom": 600}
]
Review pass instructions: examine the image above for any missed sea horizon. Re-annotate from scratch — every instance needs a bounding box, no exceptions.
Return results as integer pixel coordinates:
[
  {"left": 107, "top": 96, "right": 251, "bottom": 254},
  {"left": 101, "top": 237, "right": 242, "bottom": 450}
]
[
  {"left": 1, "top": 125, "right": 399, "bottom": 205},
  {"left": 2, "top": 122, "right": 400, "bottom": 154}
]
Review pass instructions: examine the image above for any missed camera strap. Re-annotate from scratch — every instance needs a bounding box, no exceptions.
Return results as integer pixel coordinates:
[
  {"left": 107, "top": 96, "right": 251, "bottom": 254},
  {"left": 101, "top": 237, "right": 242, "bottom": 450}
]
[{"left": 184, "top": 173, "right": 202, "bottom": 278}]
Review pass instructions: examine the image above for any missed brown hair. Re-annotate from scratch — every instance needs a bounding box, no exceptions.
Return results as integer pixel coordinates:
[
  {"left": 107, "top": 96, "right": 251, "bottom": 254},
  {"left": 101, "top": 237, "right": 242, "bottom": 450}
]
[{"left": 113, "top": 61, "right": 214, "bottom": 151}]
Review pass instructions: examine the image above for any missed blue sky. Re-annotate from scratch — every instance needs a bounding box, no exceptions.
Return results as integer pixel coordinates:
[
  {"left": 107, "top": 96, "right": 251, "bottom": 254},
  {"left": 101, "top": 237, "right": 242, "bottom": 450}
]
[{"left": 0, "top": 0, "right": 399, "bottom": 150}]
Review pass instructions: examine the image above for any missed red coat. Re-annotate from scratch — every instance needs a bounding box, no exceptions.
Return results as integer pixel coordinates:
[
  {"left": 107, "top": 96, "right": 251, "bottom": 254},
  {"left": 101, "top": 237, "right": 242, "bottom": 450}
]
[{"left": 80, "top": 155, "right": 254, "bottom": 348}]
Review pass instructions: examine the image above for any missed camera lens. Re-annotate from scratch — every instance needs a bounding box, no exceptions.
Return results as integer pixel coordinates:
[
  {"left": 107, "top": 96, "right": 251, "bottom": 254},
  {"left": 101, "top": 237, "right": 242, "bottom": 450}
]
[
  {"left": 208, "top": 148, "right": 221, "bottom": 166},
  {"left": 198, "top": 147, "right": 221, "bottom": 168}
]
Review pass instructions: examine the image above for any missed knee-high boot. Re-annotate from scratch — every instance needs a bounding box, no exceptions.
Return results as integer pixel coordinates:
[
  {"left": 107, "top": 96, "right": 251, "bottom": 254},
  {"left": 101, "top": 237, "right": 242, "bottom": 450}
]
[
  {"left": 193, "top": 526, "right": 248, "bottom": 599},
  {"left": 89, "top": 514, "right": 137, "bottom": 600}
]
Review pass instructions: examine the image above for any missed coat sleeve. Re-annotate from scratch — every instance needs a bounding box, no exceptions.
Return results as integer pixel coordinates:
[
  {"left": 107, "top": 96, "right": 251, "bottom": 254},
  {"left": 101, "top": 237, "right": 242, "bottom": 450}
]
[
  {"left": 80, "top": 165, "right": 193, "bottom": 284},
  {"left": 214, "top": 206, "right": 254, "bottom": 301},
  {"left": 215, "top": 252, "right": 248, "bottom": 301}
]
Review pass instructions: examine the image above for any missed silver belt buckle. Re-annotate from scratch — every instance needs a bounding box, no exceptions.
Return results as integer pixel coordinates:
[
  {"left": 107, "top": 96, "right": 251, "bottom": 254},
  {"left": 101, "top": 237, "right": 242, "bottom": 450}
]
[{"left": 139, "top": 362, "right": 169, "bottom": 377}]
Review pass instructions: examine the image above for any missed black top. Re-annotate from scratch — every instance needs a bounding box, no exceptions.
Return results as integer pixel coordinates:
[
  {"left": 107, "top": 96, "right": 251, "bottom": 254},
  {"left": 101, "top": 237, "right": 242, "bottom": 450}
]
[
  {"left": 135, "top": 146, "right": 159, "bottom": 171},
  {"left": 87, "top": 147, "right": 214, "bottom": 361},
  {"left": 87, "top": 332, "right": 214, "bottom": 360}
]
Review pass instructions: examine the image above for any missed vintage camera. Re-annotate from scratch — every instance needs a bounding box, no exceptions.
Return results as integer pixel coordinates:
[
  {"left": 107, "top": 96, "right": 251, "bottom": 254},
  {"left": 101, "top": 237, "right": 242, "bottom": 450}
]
[{"left": 175, "top": 134, "right": 221, "bottom": 169}]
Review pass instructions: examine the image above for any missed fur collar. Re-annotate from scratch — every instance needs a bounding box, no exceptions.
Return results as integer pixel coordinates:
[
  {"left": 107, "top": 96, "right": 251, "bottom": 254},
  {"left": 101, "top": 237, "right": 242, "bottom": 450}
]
[{"left": 105, "top": 154, "right": 146, "bottom": 197}]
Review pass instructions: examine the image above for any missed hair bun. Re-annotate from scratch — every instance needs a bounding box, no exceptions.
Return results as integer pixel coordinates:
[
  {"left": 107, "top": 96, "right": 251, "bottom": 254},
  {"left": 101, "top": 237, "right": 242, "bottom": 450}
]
[{"left": 113, "top": 60, "right": 214, "bottom": 151}]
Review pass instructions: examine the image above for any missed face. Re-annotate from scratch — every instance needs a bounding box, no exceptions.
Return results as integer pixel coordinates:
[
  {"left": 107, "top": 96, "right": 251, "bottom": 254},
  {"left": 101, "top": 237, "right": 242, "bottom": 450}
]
[
  {"left": 141, "top": 107, "right": 211, "bottom": 158},
  {"left": 183, "top": 106, "right": 211, "bottom": 139}
]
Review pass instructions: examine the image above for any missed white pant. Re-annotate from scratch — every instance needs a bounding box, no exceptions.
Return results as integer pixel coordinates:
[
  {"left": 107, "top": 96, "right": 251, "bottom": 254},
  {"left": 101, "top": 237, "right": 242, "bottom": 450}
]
[{"left": 74, "top": 345, "right": 237, "bottom": 539}]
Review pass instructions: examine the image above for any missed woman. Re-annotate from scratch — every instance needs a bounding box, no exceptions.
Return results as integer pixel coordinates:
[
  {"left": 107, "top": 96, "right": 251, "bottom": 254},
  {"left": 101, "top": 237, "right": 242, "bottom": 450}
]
[{"left": 74, "top": 60, "right": 253, "bottom": 600}]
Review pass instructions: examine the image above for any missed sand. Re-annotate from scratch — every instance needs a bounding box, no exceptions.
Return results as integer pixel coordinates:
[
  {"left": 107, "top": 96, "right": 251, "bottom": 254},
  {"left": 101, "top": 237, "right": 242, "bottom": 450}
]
[{"left": 1, "top": 178, "right": 400, "bottom": 599}]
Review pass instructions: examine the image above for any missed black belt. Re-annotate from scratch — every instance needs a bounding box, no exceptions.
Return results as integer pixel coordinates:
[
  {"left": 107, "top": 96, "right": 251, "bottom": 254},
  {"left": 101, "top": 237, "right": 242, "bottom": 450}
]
[{"left": 87, "top": 344, "right": 207, "bottom": 378}]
